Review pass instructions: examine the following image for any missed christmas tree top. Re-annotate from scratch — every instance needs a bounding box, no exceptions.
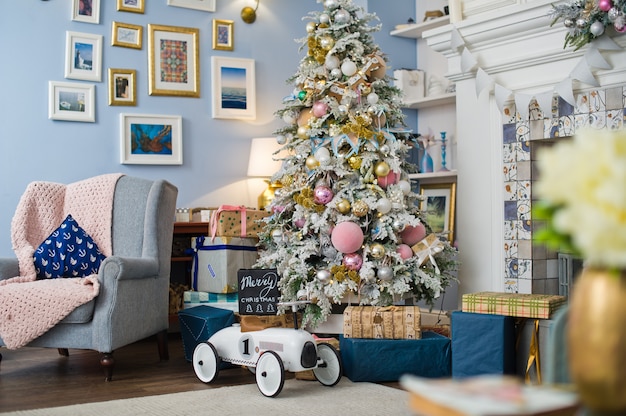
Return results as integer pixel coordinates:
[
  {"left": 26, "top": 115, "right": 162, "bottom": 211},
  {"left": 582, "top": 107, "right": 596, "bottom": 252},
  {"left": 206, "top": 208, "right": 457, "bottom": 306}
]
[{"left": 255, "top": 0, "right": 459, "bottom": 328}]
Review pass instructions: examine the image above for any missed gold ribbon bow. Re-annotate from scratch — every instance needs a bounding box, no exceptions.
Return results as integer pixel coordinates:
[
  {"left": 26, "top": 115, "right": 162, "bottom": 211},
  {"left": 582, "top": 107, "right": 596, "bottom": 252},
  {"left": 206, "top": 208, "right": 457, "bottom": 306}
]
[{"left": 411, "top": 234, "right": 444, "bottom": 274}]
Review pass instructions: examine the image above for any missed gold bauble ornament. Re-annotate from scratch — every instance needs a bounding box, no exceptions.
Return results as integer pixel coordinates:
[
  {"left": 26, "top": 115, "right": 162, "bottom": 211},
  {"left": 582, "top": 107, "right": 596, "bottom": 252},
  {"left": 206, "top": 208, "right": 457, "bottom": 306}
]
[
  {"left": 348, "top": 155, "right": 362, "bottom": 169},
  {"left": 370, "top": 243, "right": 385, "bottom": 259},
  {"left": 306, "top": 22, "right": 317, "bottom": 33},
  {"left": 297, "top": 126, "right": 309, "bottom": 139},
  {"left": 306, "top": 155, "right": 320, "bottom": 170},
  {"left": 336, "top": 199, "right": 351, "bottom": 214},
  {"left": 298, "top": 108, "right": 314, "bottom": 126},
  {"left": 352, "top": 200, "right": 369, "bottom": 217},
  {"left": 374, "top": 161, "right": 390, "bottom": 177},
  {"left": 281, "top": 175, "right": 294, "bottom": 186}
]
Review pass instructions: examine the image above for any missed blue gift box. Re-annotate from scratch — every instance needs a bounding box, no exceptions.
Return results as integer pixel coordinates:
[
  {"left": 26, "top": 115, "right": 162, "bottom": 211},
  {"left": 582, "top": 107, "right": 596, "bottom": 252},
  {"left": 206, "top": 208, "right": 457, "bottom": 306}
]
[
  {"left": 451, "top": 311, "right": 516, "bottom": 378},
  {"left": 340, "top": 332, "right": 451, "bottom": 382},
  {"left": 178, "top": 305, "right": 235, "bottom": 362}
]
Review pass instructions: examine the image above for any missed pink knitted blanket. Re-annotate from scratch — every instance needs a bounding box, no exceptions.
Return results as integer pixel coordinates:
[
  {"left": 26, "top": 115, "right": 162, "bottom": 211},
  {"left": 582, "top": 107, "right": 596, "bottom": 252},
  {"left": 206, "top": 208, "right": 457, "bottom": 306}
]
[{"left": 0, "top": 173, "right": 123, "bottom": 349}]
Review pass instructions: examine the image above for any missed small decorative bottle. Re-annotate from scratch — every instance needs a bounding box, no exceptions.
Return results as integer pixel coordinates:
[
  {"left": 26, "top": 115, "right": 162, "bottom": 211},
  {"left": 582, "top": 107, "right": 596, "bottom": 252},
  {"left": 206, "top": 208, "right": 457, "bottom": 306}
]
[{"left": 438, "top": 131, "right": 449, "bottom": 172}]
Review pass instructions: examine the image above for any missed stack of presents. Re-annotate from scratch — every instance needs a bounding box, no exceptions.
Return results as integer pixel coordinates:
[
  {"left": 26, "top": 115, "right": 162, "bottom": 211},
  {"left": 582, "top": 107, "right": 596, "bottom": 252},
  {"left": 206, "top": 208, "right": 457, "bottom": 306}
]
[{"left": 178, "top": 206, "right": 567, "bottom": 382}]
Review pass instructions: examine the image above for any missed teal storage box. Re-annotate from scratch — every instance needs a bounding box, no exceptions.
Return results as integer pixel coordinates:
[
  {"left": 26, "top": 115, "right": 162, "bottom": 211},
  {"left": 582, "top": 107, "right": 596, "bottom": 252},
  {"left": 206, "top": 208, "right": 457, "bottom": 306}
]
[
  {"left": 451, "top": 311, "right": 516, "bottom": 378},
  {"left": 340, "top": 332, "right": 451, "bottom": 382},
  {"left": 178, "top": 305, "right": 235, "bottom": 362}
]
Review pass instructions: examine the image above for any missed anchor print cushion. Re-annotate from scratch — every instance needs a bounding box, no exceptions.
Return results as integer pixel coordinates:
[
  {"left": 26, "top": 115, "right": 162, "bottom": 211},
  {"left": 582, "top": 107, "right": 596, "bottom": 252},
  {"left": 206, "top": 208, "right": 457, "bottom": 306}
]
[{"left": 33, "top": 214, "right": 106, "bottom": 279}]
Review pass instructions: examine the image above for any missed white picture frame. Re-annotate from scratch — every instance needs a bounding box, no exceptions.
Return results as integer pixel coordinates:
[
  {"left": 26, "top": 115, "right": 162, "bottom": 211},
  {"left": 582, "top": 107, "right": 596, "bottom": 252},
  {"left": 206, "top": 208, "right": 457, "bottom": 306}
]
[
  {"left": 211, "top": 56, "right": 256, "bottom": 120},
  {"left": 65, "top": 31, "right": 103, "bottom": 82},
  {"left": 167, "top": 0, "right": 216, "bottom": 12},
  {"left": 120, "top": 113, "right": 183, "bottom": 165},
  {"left": 48, "top": 81, "right": 96, "bottom": 123},
  {"left": 72, "top": 0, "right": 100, "bottom": 24}
]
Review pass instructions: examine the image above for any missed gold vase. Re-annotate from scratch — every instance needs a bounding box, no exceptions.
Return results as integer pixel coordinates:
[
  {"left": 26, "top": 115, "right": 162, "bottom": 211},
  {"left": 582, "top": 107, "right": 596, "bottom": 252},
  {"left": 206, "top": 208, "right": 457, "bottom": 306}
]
[{"left": 568, "top": 267, "right": 626, "bottom": 414}]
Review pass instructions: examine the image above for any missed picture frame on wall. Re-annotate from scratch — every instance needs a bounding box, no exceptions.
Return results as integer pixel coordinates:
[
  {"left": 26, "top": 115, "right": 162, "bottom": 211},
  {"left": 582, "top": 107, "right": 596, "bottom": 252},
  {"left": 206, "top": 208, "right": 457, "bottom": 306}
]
[
  {"left": 419, "top": 182, "right": 456, "bottom": 242},
  {"left": 120, "top": 113, "right": 183, "bottom": 165},
  {"left": 108, "top": 68, "right": 137, "bottom": 106},
  {"left": 167, "top": 0, "right": 216, "bottom": 12},
  {"left": 111, "top": 21, "right": 143, "bottom": 49},
  {"left": 211, "top": 56, "right": 256, "bottom": 120},
  {"left": 65, "top": 31, "right": 103, "bottom": 82},
  {"left": 48, "top": 81, "right": 95, "bottom": 123},
  {"left": 148, "top": 24, "right": 200, "bottom": 97},
  {"left": 212, "top": 19, "right": 234, "bottom": 51},
  {"left": 117, "top": 0, "right": 144, "bottom": 14},
  {"left": 72, "top": 0, "right": 100, "bottom": 24}
]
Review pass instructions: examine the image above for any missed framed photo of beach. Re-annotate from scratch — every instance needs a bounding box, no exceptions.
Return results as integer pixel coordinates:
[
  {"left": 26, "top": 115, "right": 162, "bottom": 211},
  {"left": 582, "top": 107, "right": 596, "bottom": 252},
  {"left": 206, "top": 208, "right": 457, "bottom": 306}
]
[
  {"left": 65, "top": 31, "right": 103, "bottom": 82},
  {"left": 119, "top": 113, "right": 183, "bottom": 165},
  {"left": 211, "top": 56, "right": 256, "bottom": 120},
  {"left": 48, "top": 81, "right": 95, "bottom": 123},
  {"left": 72, "top": 0, "right": 100, "bottom": 24},
  {"left": 419, "top": 182, "right": 456, "bottom": 242},
  {"left": 148, "top": 24, "right": 200, "bottom": 97}
]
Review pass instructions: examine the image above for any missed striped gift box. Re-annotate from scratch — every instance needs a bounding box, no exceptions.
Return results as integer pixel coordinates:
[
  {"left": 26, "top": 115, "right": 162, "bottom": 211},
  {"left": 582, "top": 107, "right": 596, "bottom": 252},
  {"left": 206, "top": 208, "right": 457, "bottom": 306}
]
[
  {"left": 183, "top": 291, "right": 238, "bottom": 306},
  {"left": 343, "top": 305, "right": 421, "bottom": 339},
  {"left": 461, "top": 292, "right": 566, "bottom": 319}
]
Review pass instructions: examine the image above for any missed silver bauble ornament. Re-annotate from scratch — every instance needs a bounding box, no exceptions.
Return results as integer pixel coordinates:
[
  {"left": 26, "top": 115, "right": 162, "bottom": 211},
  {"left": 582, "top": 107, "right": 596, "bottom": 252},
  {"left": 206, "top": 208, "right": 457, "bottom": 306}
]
[
  {"left": 276, "top": 134, "right": 287, "bottom": 145},
  {"left": 576, "top": 18, "right": 587, "bottom": 29},
  {"left": 324, "top": 0, "right": 338, "bottom": 9},
  {"left": 334, "top": 9, "right": 351, "bottom": 24},
  {"left": 590, "top": 21, "right": 605, "bottom": 36},
  {"left": 564, "top": 18, "right": 575, "bottom": 28},
  {"left": 330, "top": 68, "right": 343, "bottom": 79},
  {"left": 392, "top": 220, "right": 406, "bottom": 232},
  {"left": 319, "top": 13, "right": 330, "bottom": 24},
  {"left": 377, "top": 266, "right": 393, "bottom": 281},
  {"left": 380, "top": 144, "right": 390, "bottom": 155},
  {"left": 316, "top": 269, "right": 331, "bottom": 284},
  {"left": 608, "top": 7, "right": 620, "bottom": 22},
  {"left": 271, "top": 228, "right": 283, "bottom": 242},
  {"left": 367, "top": 92, "right": 379, "bottom": 105}
]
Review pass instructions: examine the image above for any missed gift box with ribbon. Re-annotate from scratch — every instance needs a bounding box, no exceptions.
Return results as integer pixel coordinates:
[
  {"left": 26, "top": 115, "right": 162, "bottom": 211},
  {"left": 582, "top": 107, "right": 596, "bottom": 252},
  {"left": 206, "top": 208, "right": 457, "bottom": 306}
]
[
  {"left": 209, "top": 205, "right": 269, "bottom": 240},
  {"left": 343, "top": 305, "right": 421, "bottom": 340},
  {"left": 461, "top": 291, "right": 567, "bottom": 319},
  {"left": 411, "top": 233, "right": 445, "bottom": 273}
]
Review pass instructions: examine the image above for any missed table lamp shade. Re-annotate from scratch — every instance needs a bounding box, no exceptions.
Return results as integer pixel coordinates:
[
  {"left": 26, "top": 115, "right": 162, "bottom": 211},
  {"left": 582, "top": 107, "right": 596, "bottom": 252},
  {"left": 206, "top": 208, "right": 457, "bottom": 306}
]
[{"left": 247, "top": 137, "right": 283, "bottom": 178}]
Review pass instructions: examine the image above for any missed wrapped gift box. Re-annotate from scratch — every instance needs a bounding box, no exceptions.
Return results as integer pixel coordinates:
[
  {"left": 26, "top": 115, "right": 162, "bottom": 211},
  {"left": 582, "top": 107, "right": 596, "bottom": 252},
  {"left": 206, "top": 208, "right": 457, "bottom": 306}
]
[
  {"left": 178, "top": 305, "right": 235, "bottom": 362},
  {"left": 451, "top": 311, "right": 516, "bottom": 378},
  {"left": 340, "top": 332, "right": 451, "bottom": 382},
  {"left": 183, "top": 291, "right": 238, "bottom": 311},
  {"left": 191, "top": 236, "right": 258, "bottom": 293},
  {"left": 343, "top": 305, "right": 421, "bottom": 339},
  {"left": 209, "top": 205, "right": 269, "bottom": 239},
  {"left": 462, "top": 291, "right": 566, "bottom": 319}
]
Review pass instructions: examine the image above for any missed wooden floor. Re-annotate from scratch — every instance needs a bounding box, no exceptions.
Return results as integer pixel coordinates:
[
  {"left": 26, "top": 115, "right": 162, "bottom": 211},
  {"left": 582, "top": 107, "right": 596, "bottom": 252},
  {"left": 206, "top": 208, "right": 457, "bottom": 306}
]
[{"left": 0, "top": 332, "right": 401, "bottom": 413}]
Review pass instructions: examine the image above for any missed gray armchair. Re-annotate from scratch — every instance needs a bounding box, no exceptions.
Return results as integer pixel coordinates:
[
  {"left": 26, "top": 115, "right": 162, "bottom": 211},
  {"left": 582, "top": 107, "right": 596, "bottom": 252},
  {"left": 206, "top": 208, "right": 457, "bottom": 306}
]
[{"left": 0, "top": 175, "right": 178, "bottom": 381}]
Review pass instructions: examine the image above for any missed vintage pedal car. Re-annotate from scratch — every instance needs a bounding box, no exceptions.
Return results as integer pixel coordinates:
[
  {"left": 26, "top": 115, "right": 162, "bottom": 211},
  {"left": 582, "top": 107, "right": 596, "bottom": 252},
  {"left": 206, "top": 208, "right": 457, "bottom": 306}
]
[{"left": 192, "top": 301, "right": 343, "bottom": 397}]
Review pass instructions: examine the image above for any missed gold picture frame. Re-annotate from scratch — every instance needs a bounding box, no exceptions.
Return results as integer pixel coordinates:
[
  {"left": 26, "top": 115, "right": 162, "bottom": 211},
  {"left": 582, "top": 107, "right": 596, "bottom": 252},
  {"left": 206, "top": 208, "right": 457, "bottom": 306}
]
[
  {"left": 148, "top": 24, "right": 200, "bottom": 98},
  {"left": 419, "top": 182, "right": 456, "bottom": 243},
  {"left": 112, "top": 22, "right": 143, "bottom": 49},
  {"left": 117, "top": 0, "right": 144, "bottom": 13},
  {"left": 108, "top": 68, "right": 137, "bottom": 106},
  {"left": 212, "top": 19, "right": 234, "bottom": 51}
]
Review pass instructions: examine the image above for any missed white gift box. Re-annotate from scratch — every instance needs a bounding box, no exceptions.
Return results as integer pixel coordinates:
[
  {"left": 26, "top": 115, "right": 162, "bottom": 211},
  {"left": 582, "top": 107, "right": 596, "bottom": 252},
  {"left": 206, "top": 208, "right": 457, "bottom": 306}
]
[
  {"left": 191, "top": 236, "right": 258, "bottom": 293},
  {"left": 393, "top": 69, "right": 425, "bottom": 102}
]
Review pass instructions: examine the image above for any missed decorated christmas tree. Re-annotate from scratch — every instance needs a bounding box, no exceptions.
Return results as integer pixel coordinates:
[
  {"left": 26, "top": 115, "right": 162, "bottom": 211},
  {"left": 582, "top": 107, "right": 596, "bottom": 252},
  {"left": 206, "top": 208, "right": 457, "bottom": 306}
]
[{"left": 255, "top": 0, "right": 458, "bottom": 328}]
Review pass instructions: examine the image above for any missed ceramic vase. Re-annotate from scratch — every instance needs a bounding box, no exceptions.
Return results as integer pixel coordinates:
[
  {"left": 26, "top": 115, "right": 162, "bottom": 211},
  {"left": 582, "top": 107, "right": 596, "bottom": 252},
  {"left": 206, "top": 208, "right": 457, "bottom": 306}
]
[{"left": 568, "top": 267, "right": 626, "bottom": 414}]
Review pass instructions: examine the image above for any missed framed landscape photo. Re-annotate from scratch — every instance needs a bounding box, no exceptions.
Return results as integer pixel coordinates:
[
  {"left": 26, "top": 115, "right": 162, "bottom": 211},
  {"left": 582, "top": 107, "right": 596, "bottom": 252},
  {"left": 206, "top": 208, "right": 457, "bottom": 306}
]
[
  {"left": 108, "top": 68, "right": 137, "bottom": 106},
  {"left": 48, "top": 81, "right": 95, "bottom": 123},
  {"left": 117, "top": 0, "right": 144, "bottom": 13},
  {"left": 212, "top": 19, "right": 233, "bottom": 51},
  {"left": 167, "top": 0, "right": 216, "bottom": 12},
  {"left": 112, "top": 21, "right": 143, "bottom": 49},
  {"left": 65, "top": 31, "right": 103, "bottom": 82},
  {"left": 419, "top": 182, "right": 456, "bottom": 242},
  {"left": 148, "top": 24, "right": 200, "bottom": 97},
  {"left": 72, "top": 0, "right": 100, "bottom": 24},
  {"left": 120, "top": 114, "right": 183, "bottom": 165},
  {"left": 211, "top": 56, "right": 256, "bottom": 120}
]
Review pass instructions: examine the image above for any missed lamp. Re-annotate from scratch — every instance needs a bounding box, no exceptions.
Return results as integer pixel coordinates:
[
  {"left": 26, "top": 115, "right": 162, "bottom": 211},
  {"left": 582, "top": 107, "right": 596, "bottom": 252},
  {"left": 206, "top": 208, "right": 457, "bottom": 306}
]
[
  {"left": 241, "top": 0, "right": 259, "bottom": 24},
  {"left": 247, "top": 137, "right": 284, "bottom": 211}
]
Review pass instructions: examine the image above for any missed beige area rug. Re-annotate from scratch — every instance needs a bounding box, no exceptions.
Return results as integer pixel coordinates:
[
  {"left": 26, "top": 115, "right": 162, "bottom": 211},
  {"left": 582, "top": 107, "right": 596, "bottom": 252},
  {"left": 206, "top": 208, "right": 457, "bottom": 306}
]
[{"left": 1, "top": 378, "right": 413, "bottom": 416}]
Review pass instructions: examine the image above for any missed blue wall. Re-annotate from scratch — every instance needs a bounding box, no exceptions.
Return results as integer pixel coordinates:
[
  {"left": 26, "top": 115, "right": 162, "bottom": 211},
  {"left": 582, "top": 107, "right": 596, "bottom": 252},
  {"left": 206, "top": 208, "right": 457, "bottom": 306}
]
[{"left": 0, "top": 0, "right": 414, "bottom": 257}]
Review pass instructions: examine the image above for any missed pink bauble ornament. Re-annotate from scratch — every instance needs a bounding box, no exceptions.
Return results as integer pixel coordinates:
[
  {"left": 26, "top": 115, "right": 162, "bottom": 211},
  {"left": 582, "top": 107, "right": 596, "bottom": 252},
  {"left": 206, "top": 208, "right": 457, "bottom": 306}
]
[
  {"left": 294, "top": 217, "right": 306, "bottom": 228},
  {"left": 331, "top": 222, "right": 364, "bottom": 253},
  {"left": 342, "top": 252, "right": 363, "bottom": 271},
  {"left": 401, "top": 223, "right": 427, "bottom": 246},
  {"left": 396, "top": 244, "right": 413, "bottom": 260},
  {"left": 377, "top": 171, "right": 398, "bottom": 189},
  {"left": 312, "top": 101, "right": 329, "bottom": 118},
  {"left": 598, "top": 0, "right": 612, "bottom": 12},
  {"left": 313, "top": 185, "right": 334, "bottom": 205}
]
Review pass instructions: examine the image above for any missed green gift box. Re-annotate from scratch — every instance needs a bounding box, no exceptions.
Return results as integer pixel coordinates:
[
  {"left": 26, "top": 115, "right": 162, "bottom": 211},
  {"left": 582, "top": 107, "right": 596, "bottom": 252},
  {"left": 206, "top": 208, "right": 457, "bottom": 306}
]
[{"left": 461, "top": 291, "right": 566, "bottom": 319}]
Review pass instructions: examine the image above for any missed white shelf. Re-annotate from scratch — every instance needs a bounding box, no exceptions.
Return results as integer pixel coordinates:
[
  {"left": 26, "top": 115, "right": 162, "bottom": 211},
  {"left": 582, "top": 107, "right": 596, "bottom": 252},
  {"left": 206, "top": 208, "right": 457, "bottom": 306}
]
[
  {"left": 390, "top": 16, "right": 450, "bottom": 39},
  {"left": 401, "top": 92, "right": 456, "bottom": 110},
  {"left": 409, "top": 170, "right": 457, "bottom": 181}
]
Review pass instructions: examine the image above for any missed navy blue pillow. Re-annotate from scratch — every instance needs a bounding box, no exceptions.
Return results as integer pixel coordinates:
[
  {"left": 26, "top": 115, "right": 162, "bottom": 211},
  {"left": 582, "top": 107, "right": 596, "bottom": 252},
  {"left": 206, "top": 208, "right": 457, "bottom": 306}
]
[{"left": 34, "top": 214, "right": 106, "bottom": 279}]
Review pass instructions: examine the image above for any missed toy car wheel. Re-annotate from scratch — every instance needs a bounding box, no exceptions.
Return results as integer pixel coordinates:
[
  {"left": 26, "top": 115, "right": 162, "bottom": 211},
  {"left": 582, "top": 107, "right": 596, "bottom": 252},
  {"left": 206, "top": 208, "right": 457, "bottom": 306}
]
[
  {"left": 313, "top": 343, "right": 343, "bottom": 387},
  {"left": 193, "top": 342, "right": 220, "bottom": 383},
  {"left": 255, "top": 350, "right": 285, "bottom": 397}
]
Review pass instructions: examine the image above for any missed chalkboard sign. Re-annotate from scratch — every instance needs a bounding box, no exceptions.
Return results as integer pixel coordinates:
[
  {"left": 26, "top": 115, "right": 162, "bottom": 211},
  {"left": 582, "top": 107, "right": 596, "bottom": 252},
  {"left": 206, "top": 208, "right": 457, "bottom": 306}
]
[{"left": 237, "top": 269, "right": 280, "bottom": 315}]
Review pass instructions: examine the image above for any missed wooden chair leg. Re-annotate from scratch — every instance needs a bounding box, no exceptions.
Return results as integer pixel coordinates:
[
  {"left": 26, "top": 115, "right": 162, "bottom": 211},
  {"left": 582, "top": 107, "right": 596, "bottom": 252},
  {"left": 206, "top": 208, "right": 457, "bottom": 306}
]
[
  {"left": 157, "top": 329, "right": 169, "bottom": 361},
  {"left": 100, "top": 352, "right": 114, "bottom": 382},
  {"left": 57, "top": 348, "right": 69, "bottom": 357}
]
